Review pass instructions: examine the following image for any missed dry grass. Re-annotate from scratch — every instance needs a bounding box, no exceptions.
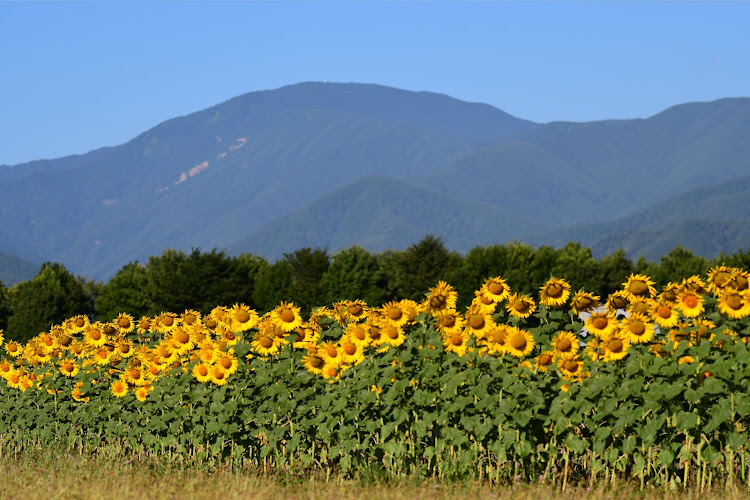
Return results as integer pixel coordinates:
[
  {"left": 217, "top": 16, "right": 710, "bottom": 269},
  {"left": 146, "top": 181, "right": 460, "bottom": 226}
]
[{"left": 2, "top": 451, "right": 750, "bottom": 500}]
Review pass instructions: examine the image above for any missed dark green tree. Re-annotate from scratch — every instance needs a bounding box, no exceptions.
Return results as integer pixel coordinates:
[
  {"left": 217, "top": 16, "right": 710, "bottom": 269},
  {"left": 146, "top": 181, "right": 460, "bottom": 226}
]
[
  {"left": 6, "top": 262, "right": 90, "bottom": 343},
  {"left": 636, "top": 246, "right": 711, "bottom": 288},
  {"left": 382, "top": 235, "right": 453, "bottom": 302},
  {"left": 322, "top": 246, "right": 387, "bottom": 306},
  {"left": 146, "top": 248, "right": 261, "bottom": 315},
  {"left": 0, "top": 280, "right": 10, "bottom": 332},
  {"left": 95, "top": 262, "right": 151, "bottom": 321},
  {"left": 252, "top": 259, "right": 292, "bottom": 313},
  {"left": 283, "top": 247, "right": 330, "bottom": 315}
]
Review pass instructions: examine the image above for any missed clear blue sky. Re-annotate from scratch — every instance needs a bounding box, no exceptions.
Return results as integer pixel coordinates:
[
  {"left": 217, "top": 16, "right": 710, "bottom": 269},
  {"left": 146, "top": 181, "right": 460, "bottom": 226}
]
[{"left": 1, "top": 1, "right": 749, "bottom": 166}]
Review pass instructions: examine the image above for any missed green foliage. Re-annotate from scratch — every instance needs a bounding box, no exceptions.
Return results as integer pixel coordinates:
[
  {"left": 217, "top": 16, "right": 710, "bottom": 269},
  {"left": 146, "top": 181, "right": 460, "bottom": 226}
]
[
  {"left": 95, "top": 262, "right": 151, "bottom": 321},
  {"left": 382, "top": 235, "right": 453, "bottom": 302},
  {"left": 252, "top": 259, "right": 291, "bottom": 313},
  {"left": 283, "top": 247, "right": 330, "bottom": 316},
  {"left": 322, "top": 246, "right": 386, "bottom": 305},
  {"left": 0, "top": 280, "right": 10, "bottom": 331},
  {"left": 5, "top": 263, "right": 90, "bottom": 343}
]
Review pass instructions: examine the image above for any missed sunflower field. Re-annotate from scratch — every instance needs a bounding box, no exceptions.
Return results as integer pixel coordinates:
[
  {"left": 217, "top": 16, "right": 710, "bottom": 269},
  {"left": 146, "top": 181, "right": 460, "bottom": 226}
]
[{"left": 2, "top": 265, "right": 750, "bottom": 490}]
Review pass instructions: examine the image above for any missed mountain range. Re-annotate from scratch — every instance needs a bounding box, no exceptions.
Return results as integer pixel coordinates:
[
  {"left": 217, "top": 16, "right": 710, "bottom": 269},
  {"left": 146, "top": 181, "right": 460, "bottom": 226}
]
[{"left": 1, "top": 82, "right": 748, "bottom": 284}]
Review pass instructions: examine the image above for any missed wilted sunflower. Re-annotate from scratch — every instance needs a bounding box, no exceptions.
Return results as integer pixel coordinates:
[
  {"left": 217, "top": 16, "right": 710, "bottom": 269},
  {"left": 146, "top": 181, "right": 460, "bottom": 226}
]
[
  {"left": 551, "top": 331, "right": 579, "bottom": 356},
  {"left": 649, "top": 341, "right": 671, "bottom": 358},
  {"left": 676, "top": 290, "right": 705, "bottom": 318},
  {"left": 650, "top": 301, "right": 680, "bottom": 328},
  {"left": 669, "top": 322, "right": 694, "bottom": 347},
  {"left": 623, "top": 274, "right": 656, "bottom": 300},
  {"left": 621, "top": 313, "right": 655, "bottom": 344},
  {"left": 584, "top": 310, "right": 617, "bottom": 339},
  {"left": 539, "top": 278, "right": 571, "bottom": 307},
  {"left": 584, "top": 338, "right": 601, "bottom": 361},
  {"left": 422, "top": 281, "right": 458, "bottom": 314},
  {"left": 504, "top": 327, "right": 535, "bottom": 358},
  {"left": 717, "top": 289, "right": 750, "bottom": 319},
  {"left": 271, "top": 302, "right": 303, "bottom": 332},
  {"left": 570, "top": 291, "right": 600, "bottom": 315},
  {"left": 479, "top": 276, "right": 511, "bottom": 303},
  {"left": 506, "top": 293, "right": 537, "bottom": 319}
]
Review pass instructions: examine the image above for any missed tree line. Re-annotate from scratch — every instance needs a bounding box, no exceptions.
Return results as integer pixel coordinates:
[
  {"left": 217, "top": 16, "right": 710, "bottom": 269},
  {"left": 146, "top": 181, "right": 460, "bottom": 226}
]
[{"left": 2, "top": 236, "right": 749, "bottom": 343}]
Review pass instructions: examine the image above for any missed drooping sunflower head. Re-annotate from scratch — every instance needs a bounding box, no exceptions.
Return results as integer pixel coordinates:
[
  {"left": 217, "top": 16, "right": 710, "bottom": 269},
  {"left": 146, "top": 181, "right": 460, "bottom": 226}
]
[
  {"left": 479, "top": 276, "right": 510, "bottom": 304},
  {"left": 680, "top": 276, "right": 709, "bottom": 296},
  {"left": 623, "top": 274, "right": 656, "bottom": 300},
  {"left": 718, "top": 288, "right": 750, "bottom": 319},
  {"left": 506, "top": 293, "right": 537, "bottom": 319},
  {"left": 539, "top": 277, "right": 571, "bottom": 308},
  {"left": 570, "top": 291, "right": 600, "bottom": 315},
  {"left": 728, "top": 269, "right": 750, "bottom": 293},
  {"left": 605, "top": 290, "right": 630, "bottom": 312}
]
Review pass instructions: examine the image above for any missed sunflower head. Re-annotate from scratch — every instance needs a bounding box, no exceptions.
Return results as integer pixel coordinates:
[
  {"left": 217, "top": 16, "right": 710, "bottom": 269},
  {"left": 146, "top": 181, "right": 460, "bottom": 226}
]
[
  {"left": 539, "top": 278, "right": 571, "bottom": 307},
  {"left": 479, "top": 276, "right": 510, "bottom": 303},
  {"left": 623, "top": 274, "right": 656, "bottom": 300},
  {"left": 506, "top": 293, "right": 537, "bottom": 319},
  {"left": 570, "top": 291, "right": 600, "bottom": 315}
]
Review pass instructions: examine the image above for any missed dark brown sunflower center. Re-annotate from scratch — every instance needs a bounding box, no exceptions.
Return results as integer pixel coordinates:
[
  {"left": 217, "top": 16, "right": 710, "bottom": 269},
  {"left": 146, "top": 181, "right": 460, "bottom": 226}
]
[
  {"left": 442, "top": 315, "right": 456, "bottom": 328},
  {"left": 546, "top": 283, "right": 563, "bottom": 298},
  {"left": 633, "top": 302, "right": 650, "bottom": 315},
  {"left": 608, "top": 339, "right": 624, "bottom": 353},
  {"left": 280, "top": 309, "right": 295, "bottom": 323},
  {"left": 630, "top": 280, "right": 648, "bottom": 296},
  {"left": 259, "top": 336, "right": 273, "bottom": 348},
  {"left": 513, "top": 299, "right": 530, "bottom": 314},
  {"left": 557, "top": 338, "right": 572, "bottom": 352},
  {"left": 344, "top": 344, "right": 356, "bottom": 355},
  {"left": 629, "top": 321, "right": 646, "bottom": 336},
  {"left": 387, "top": 307, "right": 402, "bottom": 321},
  {"left": 715, "top": 271, "right": 732, "bottom": 287},
  {"left": 348, "top": 304, "right": 363, "bottom": 316},
  {"left": 610, "top": 295, "right": 629, "bottom": 309},
  {"left": 450, "top": 335, "right": 464, "bottom": 347},
  {"left": 511, "top": 335, "right": 527, "bottom": 351},
  {"left": 468, "top": 314, "right": 485, "bottom": 330},
  {"left": 726, "top": 294, "right": 743, "bottom": 310},
  {"left": 430, "top": 295, "right": 447, "bottom": 309},
  {"left": 563, "top": 359, "right": 580, "bottom": 373},
  {"left": 236, "top": 310, "right": 250, "bottom": 323},
  {"left": 657, "top": 306, "right": 672, "bottom": 319},
  {"left": 162, "top": 317, "right": 174, "bottom": 327},
  {"left": 118, "top": 317, "right": 131, "bottom": 329},
  {"left": 593, "top": 317, "right": 608, "bottom": 330},
  {"left": 488, "top": 282, "right": 505, "bottom": 295},
  {"left": 206, "top": 318, "right": 218, "bottom": 329},
  {"left": 384, "top": 326, "right": 399, "bottom": 339},
  {"left": 575, "top": 297, "right": 593, "bottom": 309},
  {"left": 539, "top": 354, "right": 553, "bottom": 366}
]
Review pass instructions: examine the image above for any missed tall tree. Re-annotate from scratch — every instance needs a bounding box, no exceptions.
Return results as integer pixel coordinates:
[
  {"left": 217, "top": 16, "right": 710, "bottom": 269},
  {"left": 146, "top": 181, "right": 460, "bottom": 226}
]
[
  {"left": 283, "top": 247, "right": 330, "bottom": 315},
  {"left": 385, "top": 235, "right": 453, "bottom": 302},
  {"left": 95, "top": 261, "right": 151, "bottom": 321},
  {"left": 0, "top": 280, "right": 10, "bottom": 332},
  {"left": 5, "top": 262, "right": 90, "bottom": 343},
  {"left": 322, "top": 246, "right": 387, "bottom": 306}
]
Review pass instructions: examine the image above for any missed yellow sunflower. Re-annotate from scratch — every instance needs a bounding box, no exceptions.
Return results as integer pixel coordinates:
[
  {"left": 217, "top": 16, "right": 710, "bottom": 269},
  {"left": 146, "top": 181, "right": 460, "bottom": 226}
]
[
  {"left": 584, "top": 310, "right": 617, "bottom": 339},
  {"left": 443, "top": 330, "right": 470, "bottom": 357},
  {"left": 345, "top": 322, "right": 370, "bottom": 347},
  {"left": 621, "top": 313, "right": 655, "bottom": 344},
  {"left": 380, "top": 322, "right": 407, "bottom": 347},
  {"left": 657, "top": 282, "right": 681, "bottom": 305},
  {"left": 707, "top": 265, "right": 736, "bottom": 295},
  {"left": 676, "top": 290, "right": 705, "bottom": 318},
  {"left": 111, "top": 380, "right": 128, "bottom": 398},
  {"left": 380, "top": 300, "right": 409, "bottom": 327},
  {"left": 728, "top": 269, "right": 750, "bottom": 293},
  {"left": 113, "top": 313, "right": 135, "bottom": 335},
  {"left": 650, "top": 301, "right": 680, "bottom": 328},
  {"left": 464, "top": 304, "right": 494, "bottom": 337},
  {"left": 339, "top": 337, "right": 365, "bottom": 366},
  {"left": 230, "top": 303, "right": 259, "bottom": 331},
  {"left": 58, "top": 359, "right": 79, "bottom": 378},
  {"left": 535, "top": 351, "right": 556, "bottom": 372},
  {"left": 570, "top": 291, "right": 601, "bottom": 315},
  {"left": 482, "top": 324, "right": 510, "bottom": 355},
  {"left": 346, "top": 299, "right": 370, "bottom": 322},
  {"left": 271, "top": 302, "right": 303, "bottom": 332},
  {"left": 557, "top": 354, "right": 585, "bottom": 378},
  {"left": 551, "top": 331, "right": 579, "bottom": 356},
  {"left": 209, "top": 365, "right": 229, "bottom": 386},
  {"left": 154, "top": 312, "right": 179, "bottom": 334},
  {"left": 717, "top": 289, "right": 750, "bottom": 319},
  {"left": 623, "top": 274, "right": 656, "bottom": 300},
  {"left": 681, "top": 276, "right": 709, "bottom": 295},
  {"left": 83, "top": 323, "right": 107, "bottom": 348},
  {"left": 599, "top": 331, "right": 631, "bottom": 362},
  {"left": 584, "top": 338, "right": 601, "bottom": 361},
  {"left": 251, "top": 331, "right": 281, "bottom": 357},
  {"left": 422, "top": 281, "right": 458, "bottom": 314},
  {"left": 318, "top": 341, "right": 342, "bottom": 367},
  {"left": 479, "top": 276, "right": 511, "bottom": 303},
  {"left": 539, "top": 277, "right": 571, "bottom": 308},
  {"left": 506, "top": 293, "right": 537, "bottom": 319},
  {"left": 192, "top": 362, "right": 212, "bottom": 383},
  {"left": 435, "top": 310, "right": 465, "bottom": 336},
  {"left": 605, "top": 290, "right": 630, "bottom": 312},
  {"left": 628, "top": 297, "right": 655, "bottom": 317},
  {"left": 4, "top": 340, "right": 22, "bottom": 358},
  {"left": 504, "top": 327, "right": 535, "bottom": 358},
  {"left": 471, "top": 291, "right": 497, "bottom": 313},
  {"left": 302, "top": 347, "right": 326, "bottom": 375}
]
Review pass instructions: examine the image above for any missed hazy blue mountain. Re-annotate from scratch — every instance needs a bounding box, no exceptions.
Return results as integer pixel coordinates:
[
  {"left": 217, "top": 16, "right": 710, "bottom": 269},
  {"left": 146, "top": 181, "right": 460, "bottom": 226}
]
[
  {"left": 529, "top": 173, "right": 750, "bottom": 260},
  {"left": 0, "top": 251, "right": 39, "bottom": 286},
  {"left": 1, "top": 83, "right": 749, "bottom": 280},
  {"left": 226, "top": 175, "right": 552, "bottom": 260}
]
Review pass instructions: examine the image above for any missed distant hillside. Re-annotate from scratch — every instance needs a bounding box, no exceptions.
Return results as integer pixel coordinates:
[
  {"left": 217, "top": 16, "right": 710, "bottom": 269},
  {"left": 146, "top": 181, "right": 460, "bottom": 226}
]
[
  {"left": 0, "top": 251, "right": 38, "bottom": 286},
  {"left": 529, "top": 173, "right": 750, "bottom": 260},
  {"left": 226, "top": 175, "right": 551, "bottom": 260},
  {"left": 1, "top": 83, "right": 749, "bottom": 279}
]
